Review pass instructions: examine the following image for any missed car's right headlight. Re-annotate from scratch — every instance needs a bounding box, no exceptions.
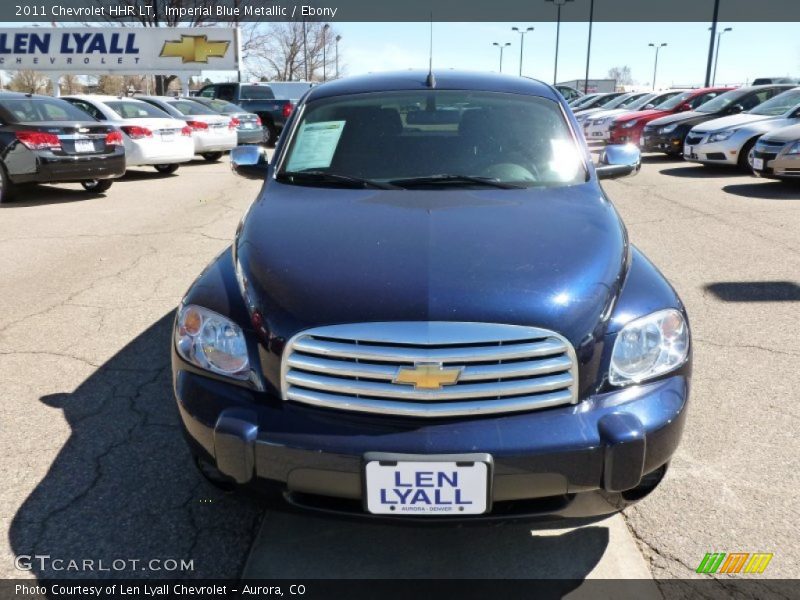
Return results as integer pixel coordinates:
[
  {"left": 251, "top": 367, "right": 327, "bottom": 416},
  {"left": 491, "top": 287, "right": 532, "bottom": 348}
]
[
  {"left": 621, "top": 119, "right": 639, "bottom": 129},
  {"left": 175, "top": 304, "right": 250, "bottom": 380},
  {"left": 609, "top": 309, "right": 689, "bottom": 386},
  {"left": 659, "top": 123, "right": 679, "bottom": 134},
  {"left": 780, "top": 141, "right": 800, "bottom": 156},
  {"left": 707, "top": 129, "right": 736, "bottom": 143}
]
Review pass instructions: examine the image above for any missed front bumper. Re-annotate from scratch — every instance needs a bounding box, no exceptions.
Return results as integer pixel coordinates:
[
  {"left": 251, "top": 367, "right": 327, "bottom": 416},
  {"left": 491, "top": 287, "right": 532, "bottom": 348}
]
[
  {"left": 752, "top": 149, "right": 800, "bottom": 179},
  {"left": 9, "top": 150, "right": 126, "bottom": 184},
  {"left": 174, "top": 366, "right": 689, "bottom": 521},
  {"left": 641, "top": 130, "right": 684, "bottom": 154},
  {"left": 682, "top": 133, "right": 743, "bottom": 165}
]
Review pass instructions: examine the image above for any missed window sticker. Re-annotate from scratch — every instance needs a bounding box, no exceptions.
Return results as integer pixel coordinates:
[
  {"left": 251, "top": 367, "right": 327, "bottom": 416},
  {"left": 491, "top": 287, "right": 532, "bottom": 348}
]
[{"left": 286, "top": 120, "right": 346, "bottom": 172}]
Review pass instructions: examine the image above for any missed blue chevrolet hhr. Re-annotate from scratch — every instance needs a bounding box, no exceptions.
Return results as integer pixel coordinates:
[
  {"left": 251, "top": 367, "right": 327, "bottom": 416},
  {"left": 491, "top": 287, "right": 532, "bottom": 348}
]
[{"left": 171, "top": 71, "right": 691, "bottom": 521}]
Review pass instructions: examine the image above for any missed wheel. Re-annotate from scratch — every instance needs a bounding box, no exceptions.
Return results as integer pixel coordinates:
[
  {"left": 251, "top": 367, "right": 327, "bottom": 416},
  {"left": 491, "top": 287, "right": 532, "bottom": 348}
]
[
  {"left": 154, "top": 163, "right": 180, "bottom": 174},
  {"left": 202, "top": 152, "right": 223, "bottom": 162},
  {"left": 738, "top": 138, "right": 758, "bottom": 171},
  {"left": 80, "top": 179, "right": 113, "bottom": 193},
  {"left": 264, "top": 122, "right": 278, "bottom": 147},
  {"left": 0, "top": 164, "right": 15, "bottom": 204}
]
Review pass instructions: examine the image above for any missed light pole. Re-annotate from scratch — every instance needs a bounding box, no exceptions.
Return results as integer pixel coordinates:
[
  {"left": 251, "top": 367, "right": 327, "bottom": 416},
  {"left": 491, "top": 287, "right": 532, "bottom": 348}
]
[
  {"left": 511, "top": 26, "right": 534, "bottom": 77},
  {"left": 302, "top": 19, "right": 309, "bottom": 81},
  {"left": 335, "top": 35, "right": 341, "bottom": 79},
  {"left": 705, "top": 0, "right": 721, "bottom": 86},
  {"left": 493, "top": 42, "right": 511, "bottom": 73},
  {"left": 648, "top": 42, "right": 667, "bottom": 90},
  {"left": 711, "top": 27, "right": 732, "bottom": 86},
  {"left": 322, "top": 24, "right": 330, "bottom": 82},
  {"left": 545, "top": 0, "right": 574, "bottom": 85},
  {"left": 583, "top": 0, "right": 594, "bottom": 93}
]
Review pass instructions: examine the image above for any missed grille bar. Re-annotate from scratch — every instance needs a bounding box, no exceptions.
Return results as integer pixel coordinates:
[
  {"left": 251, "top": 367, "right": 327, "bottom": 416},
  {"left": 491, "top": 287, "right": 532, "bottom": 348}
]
[
  {"left": 286, "top": 387, "right": 576, "bottom": 418},
  {"left": 280, "top": 322, "right": 578, "bottom": 417},
  {"left": 286, "top": 353, "right": 573, "bottom": 381},
  {"left": 292, "top": 337, "right": 566, "bottom": 363}
]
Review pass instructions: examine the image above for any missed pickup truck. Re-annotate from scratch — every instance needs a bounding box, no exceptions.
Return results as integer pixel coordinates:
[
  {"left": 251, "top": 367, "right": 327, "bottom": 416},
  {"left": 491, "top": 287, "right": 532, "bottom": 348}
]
[{"left": 196, "top": 82, "right": 295, "bottom": 146}]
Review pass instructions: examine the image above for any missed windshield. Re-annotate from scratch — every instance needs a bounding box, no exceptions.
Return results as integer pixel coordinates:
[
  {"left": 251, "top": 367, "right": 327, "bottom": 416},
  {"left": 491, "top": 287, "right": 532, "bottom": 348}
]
[
  {"left": 748, "top": 89, "right": 800, "bottom": 116},
  {"left": 571, "top": 94, "right": 600, "bottom": 108},
  {"left": 106, "top": 100, "right": 171, "bottom": 119},
  {"left": 0, "top": 98, "right": 96, "bottom": 122},
  {"left": 696, "top": 89, "right": 748, "bottom": 113},
  {"left": 627, "top": 93, "right": 658, "bottom": 110},
  {"left": 609, "top": 94, "right": 643, "bottom": 109},
  {"left": 653, "top": 91, "right": 695, "bottom": 111},
  {"left": 168, "top": 99, "right": 218, "bottom": 116},
  {"left": 280, "top": 90, "right": 586, "bottom": 189},
  {"left": 239, "top": 85, "right": 275, "bottom": 100},
  {"left": 207, "top": 99, "right": 242, "bottom": 113}
]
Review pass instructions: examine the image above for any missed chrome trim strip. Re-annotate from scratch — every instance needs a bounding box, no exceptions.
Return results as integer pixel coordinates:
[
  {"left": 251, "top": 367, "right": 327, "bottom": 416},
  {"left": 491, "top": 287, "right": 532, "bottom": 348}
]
[
  {"left": 291, "top": 338, "right": 566, "bottom": 363},
  {"left": 285, "top": 387, "right": 575, "bottom": 417},
  {"left": 286, "top": 353, "right": 573, "bottom": 381},
  {"left": 285, "top": 370, "right": 573, "bottom": 401}
]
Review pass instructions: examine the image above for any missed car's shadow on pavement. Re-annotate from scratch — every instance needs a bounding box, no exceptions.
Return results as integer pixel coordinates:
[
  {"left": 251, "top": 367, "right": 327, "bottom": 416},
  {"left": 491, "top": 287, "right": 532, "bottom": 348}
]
[
  {"left": 9, "top": 312, "right": 263, "bottom": 580},
  {"left": 0, "top": 185, "right": 106, "bottom": 208},
  {"left": 659, "top": 165, "right": 747, "bottom": 178},
  {"left": 119, "top": 169, "right": 180, "bottom": 181},
  {"left": 722, "top": 182, "right": 800, "bottom": 200},
  {"left": 640, "top": 154, "right": 683, "bottom": 163},
  {"left": 245, "top": 510, "right": 610, "bottom": 584}
]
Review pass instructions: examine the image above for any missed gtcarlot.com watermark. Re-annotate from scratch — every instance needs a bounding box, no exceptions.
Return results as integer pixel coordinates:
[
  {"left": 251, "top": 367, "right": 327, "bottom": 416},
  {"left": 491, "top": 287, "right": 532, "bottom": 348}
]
[{"left": 15, "top": 555, "right": 194, "bottom": 573}]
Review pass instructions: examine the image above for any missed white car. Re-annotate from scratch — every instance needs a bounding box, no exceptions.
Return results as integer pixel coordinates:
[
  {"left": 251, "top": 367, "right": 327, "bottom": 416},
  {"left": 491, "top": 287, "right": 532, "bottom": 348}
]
[
  {"left": 62, "top": 94, "right": 194, "bottom": 174},
  {"left": 583, "top": 90, "right": 685, "bottom": 141},
  {"left": 135, "top": 96, "right": 238, "bottom": 162}
]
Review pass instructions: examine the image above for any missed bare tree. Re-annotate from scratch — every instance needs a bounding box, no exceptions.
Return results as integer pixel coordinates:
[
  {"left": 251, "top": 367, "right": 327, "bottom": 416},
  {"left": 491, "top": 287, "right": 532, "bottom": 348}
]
[
  {"left": 607, "top": 66, "right": 634, "bottom": 86},
  {"left": 243, "top": 22, "right": 341, "bottom": 82},
  {"left": 7, "top": 70, "right": 49, "bottom": 94},
  {"left": 60, "top": 74, "right": 85, "bottom": 94}
]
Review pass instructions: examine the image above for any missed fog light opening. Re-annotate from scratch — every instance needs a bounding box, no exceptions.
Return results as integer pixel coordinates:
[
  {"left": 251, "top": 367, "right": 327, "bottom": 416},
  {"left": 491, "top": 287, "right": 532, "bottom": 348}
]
[{"left": 621, "top": 464, "right": 668, "bottom": 502}]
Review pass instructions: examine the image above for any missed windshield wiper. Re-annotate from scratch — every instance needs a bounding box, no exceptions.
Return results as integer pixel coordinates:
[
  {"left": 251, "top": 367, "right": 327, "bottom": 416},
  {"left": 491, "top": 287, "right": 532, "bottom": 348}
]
[
  {"left": 388, "top": 174, "right": 525, "bottom": 189},
  {"left": 278, "top": 170, "right": 400, "bottom": 190}
]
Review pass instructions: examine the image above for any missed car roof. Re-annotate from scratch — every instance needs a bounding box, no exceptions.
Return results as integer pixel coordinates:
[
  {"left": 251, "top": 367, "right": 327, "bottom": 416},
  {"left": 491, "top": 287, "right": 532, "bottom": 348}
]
[
  {"left": 304, "top": 70, "right": 561, "bottom": 102},
  {"left": 0, "top": 91, "right": 62, "bottom": 100},
  {"left": 65, "top": 94, "right": 149, "bottom": 103}
]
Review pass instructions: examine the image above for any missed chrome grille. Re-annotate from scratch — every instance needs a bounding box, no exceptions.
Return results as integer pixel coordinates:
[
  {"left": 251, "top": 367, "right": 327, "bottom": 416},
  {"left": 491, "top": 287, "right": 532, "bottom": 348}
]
[{"left": 280, "top": 322, "right": 578, "bottom": 417}]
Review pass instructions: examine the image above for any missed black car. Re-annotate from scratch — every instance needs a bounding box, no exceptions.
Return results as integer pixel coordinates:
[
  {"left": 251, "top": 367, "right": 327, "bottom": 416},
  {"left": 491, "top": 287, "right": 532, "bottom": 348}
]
[
  {"left": 0, "top": 92, "right": 125, "bottom": 203},
  {"left": 641, "top": 85, "right": 794, "bottom": 155}
]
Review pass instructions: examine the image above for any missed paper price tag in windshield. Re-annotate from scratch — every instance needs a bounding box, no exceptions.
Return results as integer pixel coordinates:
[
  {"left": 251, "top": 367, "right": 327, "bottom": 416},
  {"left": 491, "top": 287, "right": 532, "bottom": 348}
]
[{"left": 286, "top": 120, "right": 346, "bottom": 171}]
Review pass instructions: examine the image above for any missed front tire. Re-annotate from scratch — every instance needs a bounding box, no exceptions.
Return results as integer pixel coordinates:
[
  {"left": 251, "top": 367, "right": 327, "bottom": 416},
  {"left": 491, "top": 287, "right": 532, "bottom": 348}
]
[
  {"left": 154, "top": 164, "right": 180, "bottom": 174},
  {"left": 264, "top": 122, "right": 278, "bottom": 148},
  {"left": 202, "top": 152, "right": 223, "bottom": 162},
  {"left": 738, "top": 138, "right": 758, "bottom": 171},
  {"left": 81, "top": 179, "right": 113, "bottom": 193}
]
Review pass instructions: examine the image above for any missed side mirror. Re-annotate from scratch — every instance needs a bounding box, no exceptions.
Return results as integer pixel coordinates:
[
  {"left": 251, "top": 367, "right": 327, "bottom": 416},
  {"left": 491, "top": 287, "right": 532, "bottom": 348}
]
[
  {"left": 678, "top": 103, "right": 692, "bottom": 112},
  {"left": 230, "top": 145, "right": 269, "bottom": 180},
  {"left": 728, "top": 104, "right": 744, "bottom": 114},
  {"left": 644, "top": 103, "right": 655, "bottom": 109},
  {"left": 596, "top": 144, "right": 641, "bottom": 180}
]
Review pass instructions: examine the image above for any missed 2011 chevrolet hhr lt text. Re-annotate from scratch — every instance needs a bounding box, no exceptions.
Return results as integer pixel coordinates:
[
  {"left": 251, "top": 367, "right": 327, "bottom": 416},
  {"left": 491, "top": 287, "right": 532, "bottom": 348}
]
[{"left": 172, "top": 72, "right": 691, "bottom": 521}]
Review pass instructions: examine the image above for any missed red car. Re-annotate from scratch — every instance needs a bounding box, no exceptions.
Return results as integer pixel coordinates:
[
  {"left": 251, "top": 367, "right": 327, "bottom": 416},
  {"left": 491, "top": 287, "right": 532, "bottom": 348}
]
[{"left": 608, "top": 87, "right": 734, "bottom": 145}]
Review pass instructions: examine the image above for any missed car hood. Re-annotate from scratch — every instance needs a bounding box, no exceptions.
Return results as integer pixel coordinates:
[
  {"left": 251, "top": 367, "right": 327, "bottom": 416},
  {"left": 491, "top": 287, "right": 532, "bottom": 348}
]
[
  {"left": 761, "top": 122, "right": 800, "bottom": 143},
  {"left": 737, "top": 116, "right": 800, "bottom": 137},
  {"left": 646, "top": 110, "right": 713, "bottom": 128},
  {"left": 235, "top": 181, "right": 628, "bottom": 347},
  {"left": 691, "top": 113, "right": 776, "bottom": 133},
  {"left": 615, "top": 108, "right": 666, "bottom": 123}
]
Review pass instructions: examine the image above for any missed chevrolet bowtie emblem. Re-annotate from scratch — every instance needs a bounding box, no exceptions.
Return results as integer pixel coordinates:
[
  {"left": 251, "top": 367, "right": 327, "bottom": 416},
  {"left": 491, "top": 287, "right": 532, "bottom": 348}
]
[
  {"left": 394, "top": 363, "right": 463, "bottom": 390},
  {"left": 159, "top": 35, "right": 230, "bottom": 64}
]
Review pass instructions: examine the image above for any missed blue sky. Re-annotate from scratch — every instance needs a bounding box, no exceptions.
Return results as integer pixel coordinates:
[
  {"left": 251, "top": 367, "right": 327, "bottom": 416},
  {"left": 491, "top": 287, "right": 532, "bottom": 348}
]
[{"left": 332, "top": 22, "right": 799, "bottom": 87}]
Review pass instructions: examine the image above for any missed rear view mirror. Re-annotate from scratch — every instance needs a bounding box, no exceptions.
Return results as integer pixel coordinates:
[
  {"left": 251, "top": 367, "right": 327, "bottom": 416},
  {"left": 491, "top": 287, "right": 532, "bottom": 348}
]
[
  {"left": 230, "top": 145, "right": 269, "bottom": 180},
  {"left": 596, "top": 144, "right": 641, "bottom": 180}
]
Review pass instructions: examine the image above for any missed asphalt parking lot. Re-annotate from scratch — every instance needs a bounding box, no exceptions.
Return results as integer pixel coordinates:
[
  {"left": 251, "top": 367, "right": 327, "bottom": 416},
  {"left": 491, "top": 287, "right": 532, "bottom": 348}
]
[{"left": 0, "top": 154, "right": 797, "bottom": 587}]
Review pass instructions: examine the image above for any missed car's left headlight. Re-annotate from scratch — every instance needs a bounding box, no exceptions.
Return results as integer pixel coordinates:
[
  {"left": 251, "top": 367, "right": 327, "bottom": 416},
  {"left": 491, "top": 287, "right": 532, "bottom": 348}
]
[
  {"left": 175, "top": 304, "right": 250, "bottom": 380},
  {"left": 707, "top": 129, "right": 736, "bottom": 143},
  {"left": 780, "top": 141, "right": 800, "bottom": 156},
  {"left": 609, "top": 309, "right": 689, "bottom": 386},
  {"left": 621, "top": 119, "right": 638, "bottom": 129},
  {"left": 659, "top": 123, "right": 679, "bottom": 134}
]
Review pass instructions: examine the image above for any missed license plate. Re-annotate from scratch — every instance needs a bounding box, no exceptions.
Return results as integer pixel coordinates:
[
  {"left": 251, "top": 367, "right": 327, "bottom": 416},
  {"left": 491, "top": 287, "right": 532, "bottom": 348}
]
[
  {"left": 592, "top": 131, "right": 604, "bottom": 137},
  {"left": 365, "top": 459, "right": 489, "bottom": 515},
  {"left": 161, "top": 131, "right": 175, "bottom": 142},
  {"left": 74, "top": 139, "right": 94, "bottom": 153},
  {"left": 242, "top": 123, "right": 256, "bottom": 129},
  {"left": 752, "top": 157, "right": 764, "bottom": 170}
]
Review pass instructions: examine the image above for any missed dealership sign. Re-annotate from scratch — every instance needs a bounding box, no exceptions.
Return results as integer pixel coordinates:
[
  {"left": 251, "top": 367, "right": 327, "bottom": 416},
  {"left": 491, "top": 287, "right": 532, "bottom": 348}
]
[{"left": 0, "top": 27, "right": 239, "bottom": 73}]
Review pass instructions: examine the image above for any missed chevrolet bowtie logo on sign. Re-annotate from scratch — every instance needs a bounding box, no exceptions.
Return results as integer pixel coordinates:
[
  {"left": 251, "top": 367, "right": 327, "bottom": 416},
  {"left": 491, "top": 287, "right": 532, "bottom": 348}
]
[
  {"left": 696, "top": 552, "right": 774, "bottom": 574},
  {"left": 160, "top": 35, "right": 230, "bottom": 64},
  {"left": 394, "top": 363, "right": 463, "bottom": 390}
]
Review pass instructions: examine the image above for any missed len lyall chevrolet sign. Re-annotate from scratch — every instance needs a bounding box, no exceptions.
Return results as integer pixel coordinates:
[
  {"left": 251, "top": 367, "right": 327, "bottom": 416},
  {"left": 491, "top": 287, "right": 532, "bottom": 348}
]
[{"left": 0, "top": 27, "right": 239, "bottom": 73}]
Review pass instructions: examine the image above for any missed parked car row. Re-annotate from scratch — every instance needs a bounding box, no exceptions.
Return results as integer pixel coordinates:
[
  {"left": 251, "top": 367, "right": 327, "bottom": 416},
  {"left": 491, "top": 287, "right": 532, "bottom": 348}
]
[
  {"left": 0, "top": 91, "right": 267, "bottom": 203},
  {"left": 573, "top": 84, "right": 800, "bottom": 181}
]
